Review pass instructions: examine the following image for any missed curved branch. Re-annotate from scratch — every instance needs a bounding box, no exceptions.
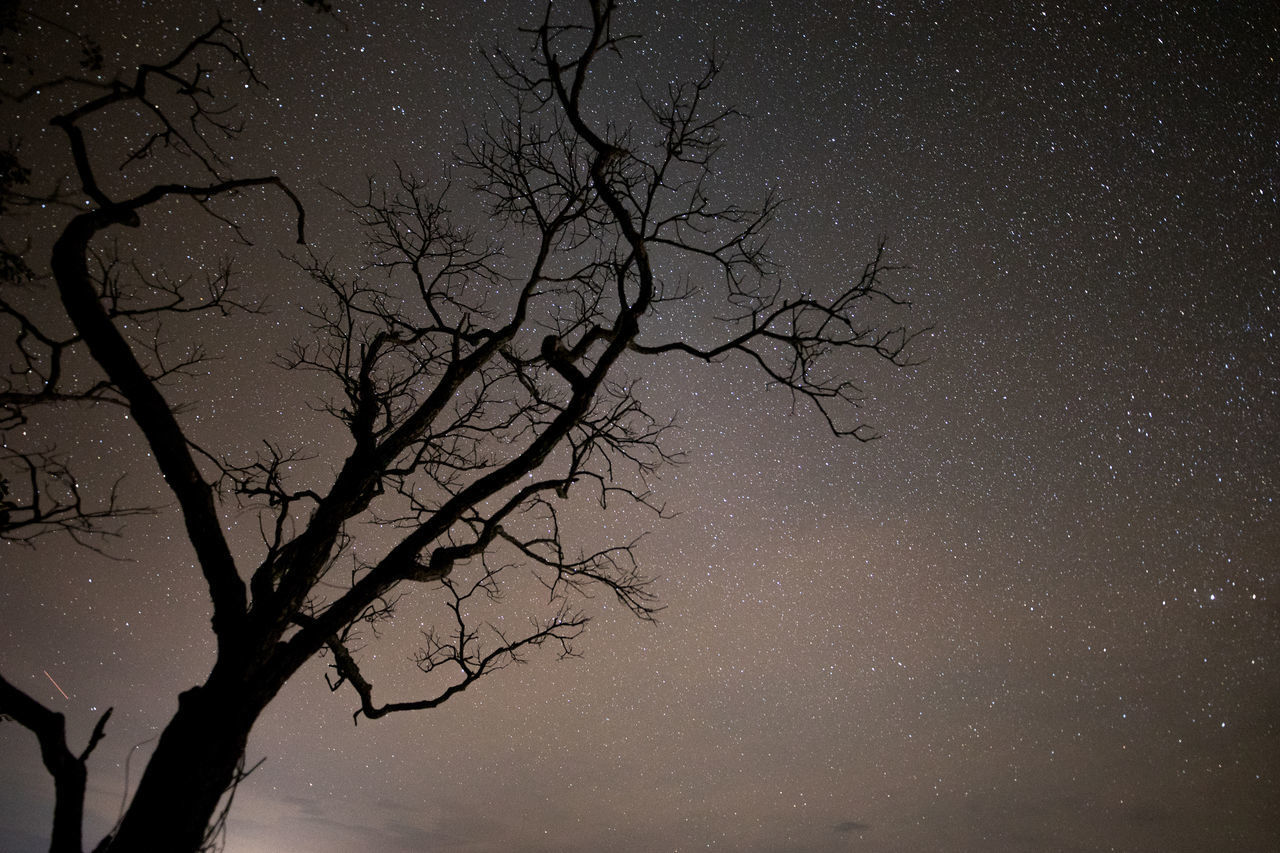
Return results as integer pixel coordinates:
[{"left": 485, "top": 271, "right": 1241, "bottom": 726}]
[
  {"left": 312, "top": 578, "right": 588, "bottom": 724},
  {"left": 51, "top": 208, "right": 248, "bottom": 642}
]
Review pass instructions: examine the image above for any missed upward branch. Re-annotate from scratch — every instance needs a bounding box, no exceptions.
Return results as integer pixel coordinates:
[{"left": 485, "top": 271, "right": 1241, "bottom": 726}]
[
  {"left": 0, "top": 673, "right": 112, "bottom": 853},
  {"left": 39, "top": 20, "right": 306, "bottom": 646},
  {"left": 3, "top": 2, "right": 923, "bottom": 851},
  {"left": 272, "top": 0, "right": 920, "bottom": 705}
]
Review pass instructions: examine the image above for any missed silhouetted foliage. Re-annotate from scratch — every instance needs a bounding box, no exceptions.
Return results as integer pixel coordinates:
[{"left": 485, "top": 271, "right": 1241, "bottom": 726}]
[{"left": 0, "top": 2, "right": 922, "bottom": 851}]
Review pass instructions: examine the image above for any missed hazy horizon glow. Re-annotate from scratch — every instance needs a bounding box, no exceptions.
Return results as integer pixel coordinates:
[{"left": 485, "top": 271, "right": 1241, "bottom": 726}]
[{"left": 2, "top": 1, "right": 1276, "bottom": 851}]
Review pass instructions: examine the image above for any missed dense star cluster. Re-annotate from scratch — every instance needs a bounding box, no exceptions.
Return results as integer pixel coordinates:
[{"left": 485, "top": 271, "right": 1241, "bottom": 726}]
[{"left": 2, "top": 1, "right": 1275, "bottom": 851}]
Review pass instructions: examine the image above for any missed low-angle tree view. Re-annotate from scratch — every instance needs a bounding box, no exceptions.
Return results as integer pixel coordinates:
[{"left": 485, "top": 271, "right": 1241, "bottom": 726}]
[
  {"left": 3, "top": 1, "right": 1275, "bottom": 852},
  {"left": 2, "top": 2, "right": 919, "bottom": 850}
]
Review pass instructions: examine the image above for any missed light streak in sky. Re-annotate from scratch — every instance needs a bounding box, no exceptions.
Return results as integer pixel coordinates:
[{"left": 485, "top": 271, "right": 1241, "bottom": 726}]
[{"left": 44, "top": 670, "right": 70, "bottom": 700}]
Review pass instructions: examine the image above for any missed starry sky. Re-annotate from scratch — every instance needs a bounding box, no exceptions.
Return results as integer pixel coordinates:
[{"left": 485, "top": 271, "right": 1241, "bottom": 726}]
[{"left": 2, "top": 1, "right": 1277, "bottom": 851}]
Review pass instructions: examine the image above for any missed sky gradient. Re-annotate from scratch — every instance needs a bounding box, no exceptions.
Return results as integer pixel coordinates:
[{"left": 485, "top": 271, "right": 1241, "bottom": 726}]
[{"left": 2, "top": 1, "right": 1277, "bottom": 851}]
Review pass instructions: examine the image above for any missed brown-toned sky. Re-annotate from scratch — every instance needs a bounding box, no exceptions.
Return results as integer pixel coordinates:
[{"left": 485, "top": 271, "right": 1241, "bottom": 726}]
[{"left": 2, "top": 1, "right": 1276, "bottom": 851}]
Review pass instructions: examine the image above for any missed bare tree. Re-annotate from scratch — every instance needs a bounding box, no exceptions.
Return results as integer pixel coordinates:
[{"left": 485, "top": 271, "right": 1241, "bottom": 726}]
[{"left": 0, "top": 2, "right": 923, "bottom": 851}]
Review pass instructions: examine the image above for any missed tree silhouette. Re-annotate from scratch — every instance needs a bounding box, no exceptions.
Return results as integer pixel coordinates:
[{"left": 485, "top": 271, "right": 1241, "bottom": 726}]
[{"left": 0, "top": 2, "right": 922, "bottom": 851}]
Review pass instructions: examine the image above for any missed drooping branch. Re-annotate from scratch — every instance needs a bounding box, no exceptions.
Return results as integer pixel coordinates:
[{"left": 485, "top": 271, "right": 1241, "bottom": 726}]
[
  {"left": 32, "top": 16, "right": 266, "bottom": 187},
  {"left": 630, "top": 241, "right": 929, "bottom": 439},
  {"left": 314, "top": 565, "right": 589, "bottom": 724}
]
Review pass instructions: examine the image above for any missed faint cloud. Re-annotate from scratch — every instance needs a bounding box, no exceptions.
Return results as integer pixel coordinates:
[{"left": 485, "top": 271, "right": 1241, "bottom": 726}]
[{"left": 834, "top": 820, "right": 871, "bottom": 834}]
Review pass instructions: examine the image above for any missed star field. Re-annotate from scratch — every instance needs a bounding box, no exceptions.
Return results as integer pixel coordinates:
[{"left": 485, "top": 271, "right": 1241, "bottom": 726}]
[{"left": 1, "top": 1, "right": 1276, "bottom": 851}]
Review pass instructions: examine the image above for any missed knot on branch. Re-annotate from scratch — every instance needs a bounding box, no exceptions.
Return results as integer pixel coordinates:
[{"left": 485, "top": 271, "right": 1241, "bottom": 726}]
[
  {"left": 541, "top": 334, "right": 586, "bottom": 390},
  {"left": 407, "top": 553, "right": 450, "bottom": 583}
]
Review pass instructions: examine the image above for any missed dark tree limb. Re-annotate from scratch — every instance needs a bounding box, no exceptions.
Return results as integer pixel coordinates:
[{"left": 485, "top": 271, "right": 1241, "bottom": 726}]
[
  {"left": 310, "top": 568, "right": 589, "bottom": 724},
  {"left": 2, "top": 3, "right": 923, "bottom": 850},
  {"left": 0, "top": 671, "right": 112, "bottom": 853},
  {"left": 40, "top": 25, "right": 306, "bottom": 645},
  {"left": 0, "top": 446, "right": 148, "bottom": 550}
]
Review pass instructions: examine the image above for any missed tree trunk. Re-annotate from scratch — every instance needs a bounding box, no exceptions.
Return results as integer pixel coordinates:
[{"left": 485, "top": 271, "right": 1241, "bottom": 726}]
[
  {"left": 104, "top": 671, "right": 275, "bottom": 853},
  {"left": 49, "top": 758, "right": 89, "bottom": 853}
]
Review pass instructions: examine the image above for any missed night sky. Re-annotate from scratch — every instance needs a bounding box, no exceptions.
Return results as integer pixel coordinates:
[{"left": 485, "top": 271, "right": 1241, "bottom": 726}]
[{"left": 2, "top": 1, "right": 1277, "bottom": 851}]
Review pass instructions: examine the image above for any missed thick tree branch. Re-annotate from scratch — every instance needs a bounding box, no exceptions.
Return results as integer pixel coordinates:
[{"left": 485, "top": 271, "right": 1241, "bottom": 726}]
[
  {"left": 3, "top": 4, "right": 922, "bottom": 848},
  {"left": 40, "top": 26, "right": 306, "bottom": 644},
  {"left": 0, "top": 670, "right": 112, "bottom": 853}
]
